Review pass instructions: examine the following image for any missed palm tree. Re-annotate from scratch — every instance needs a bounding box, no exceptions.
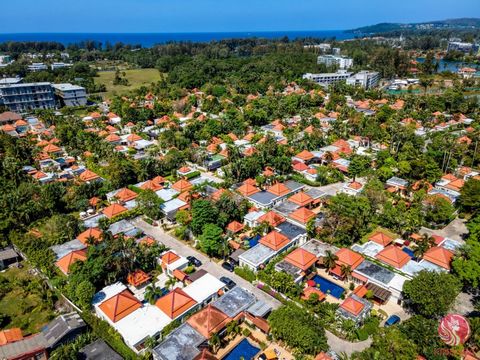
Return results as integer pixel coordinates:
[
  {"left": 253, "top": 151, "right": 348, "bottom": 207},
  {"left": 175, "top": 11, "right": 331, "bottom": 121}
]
[
  {"left": 144, "top": 283, "right": 163, "bottom": 305},
  {"left": 340, "top": 264, "right": 353, "bottom": 280},
  {"left": 165, "top": 276, "right": 177, "bottom": 289},
  {"left": 323, "top": 250, "right": 339, "bottom": 272},
  {"left": 414, "top": 233, "right": 435, "bottom": 259},
  {"left": 338, "top": 318, "right": 357, "bottom": 341},
  {"left": 225, "top": 320, "right": 241, "bottom": 339},
  {"left": 209, "top": 332, "right": 221, "bottom": 353}
]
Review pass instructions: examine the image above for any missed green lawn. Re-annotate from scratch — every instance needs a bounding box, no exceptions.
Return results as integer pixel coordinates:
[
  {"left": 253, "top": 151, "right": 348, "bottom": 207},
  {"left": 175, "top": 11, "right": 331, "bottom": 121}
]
[
  {"left": 0, "top": 264, "right": 57, "bottom": 335},
  {"left": 95, "top": 68, "right": 162, "bottom": 98}
]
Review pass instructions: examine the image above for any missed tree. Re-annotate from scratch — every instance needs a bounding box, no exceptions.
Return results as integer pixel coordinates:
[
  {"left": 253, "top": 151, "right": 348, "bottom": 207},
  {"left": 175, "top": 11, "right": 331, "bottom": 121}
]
[
  {"left": 413, "top": 234, "right": 435, "bottom": 259},
  {"left": 424, "top": 196, "right": 455, "bottom": 226},
  {"left": 348, "top": 155, "right": 370, "bottom": 181},
  {"left": 353, "top": 327, "right": 417, "bottom": 360},
  {"left": 75, "top": 280, "right": 96, "bottom": 310},
  {"left": 340, "top": 264, "right": 353, "bottom": 279},
  {"left": 144, "top": 283, "right": 163, "bottom": 305},
  {"left": 190, "top": 200, "right": 219, "bottom": 235},
  {"left": 137, "top": 189, "right": 164, "bottom": 220},
  {"left": 198, "top": 223, "right": 224, "bottom": 257},
  {"left": 459, "top": 178, "right": 480, "bottom": 214},
  {"left": 323, "top": 250, "right": 338, "bottom": 272},
  {"left": 452, "top": 238, "right": 480, "bottom": 288},
  {"left": 269, "top": 304, "right": 328, "bottom": 356},
  {"left": 402, "top": 270, "right": 461, "bottom": 318},
  {"left": 175, "top": 209, "right": 191, "bottom": 226},
  {"left": 399, "top": 315, "right": 446, "bottom": 360}
]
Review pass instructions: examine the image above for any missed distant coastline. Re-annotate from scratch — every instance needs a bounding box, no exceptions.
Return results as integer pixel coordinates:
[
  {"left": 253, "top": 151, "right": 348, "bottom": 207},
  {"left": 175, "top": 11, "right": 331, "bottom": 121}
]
[{"left": 0, "top": 31, "right": 357, "bottom": 47}]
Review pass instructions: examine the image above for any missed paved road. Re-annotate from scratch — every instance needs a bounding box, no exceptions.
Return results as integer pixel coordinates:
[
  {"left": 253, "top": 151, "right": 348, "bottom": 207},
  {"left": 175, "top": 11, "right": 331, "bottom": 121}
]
[
  {"left": 421, "top": 217, "right": 468, "bottom": 243},
  {"left": 132, "top": 217, "right": 282, "bottom": 310}
]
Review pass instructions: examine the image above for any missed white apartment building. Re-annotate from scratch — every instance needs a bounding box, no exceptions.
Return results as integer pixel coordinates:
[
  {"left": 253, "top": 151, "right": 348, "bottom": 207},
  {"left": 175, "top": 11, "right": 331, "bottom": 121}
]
[
  {"left": 317, "top": 55, "right": 353, "bottom": 69},
  {"left": 346, "top": 71, "right": 380, "bottom": 89},
  {"left": 303, "top": 70, "right": 353, "bottom": 88}
]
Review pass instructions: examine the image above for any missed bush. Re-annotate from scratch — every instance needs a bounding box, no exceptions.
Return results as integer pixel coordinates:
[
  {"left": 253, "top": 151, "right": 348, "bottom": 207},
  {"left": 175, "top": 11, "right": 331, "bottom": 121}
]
[
  {"left": 234, "top": 266, "right": 256, "bottom": 282},
  {"left": 185, "top": 170, "right": 201, "bottom": 179},
  {"left": 242, "top": 328, "right": 251, "bottom": 337},
  {"left": 356, "top": 328, "right": 369, "bottom": 341}
]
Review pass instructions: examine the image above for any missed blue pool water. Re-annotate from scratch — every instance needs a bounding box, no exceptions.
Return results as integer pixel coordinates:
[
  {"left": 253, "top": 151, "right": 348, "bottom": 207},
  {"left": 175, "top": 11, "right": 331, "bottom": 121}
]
[
  {"left": 312, "top": 275, "right": 345, "bottom": 299},
  {"left": 248, "top": 235, "right": 261, "bottom": 248},
  {"left": 223, "top": 338, "right": 260, "bottom": 360},
  {"left": 402, "top": 247, "right": 414, "bottom": 258}
]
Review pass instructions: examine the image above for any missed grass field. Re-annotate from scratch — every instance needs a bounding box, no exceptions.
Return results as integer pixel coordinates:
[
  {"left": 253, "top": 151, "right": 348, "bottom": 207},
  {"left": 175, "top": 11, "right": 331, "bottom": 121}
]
[
  {"left": 95, "top": 68, "right": 162, "bottom": 98},
  {"left": 0, "top": 264, "right": 57, "bottom": 335}
]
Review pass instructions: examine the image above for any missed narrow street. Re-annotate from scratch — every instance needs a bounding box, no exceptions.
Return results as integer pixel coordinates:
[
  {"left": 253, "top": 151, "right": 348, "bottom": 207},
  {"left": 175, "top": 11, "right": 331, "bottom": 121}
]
[{"left": 132, "top": 217, "right": 282, "bottom": 310}]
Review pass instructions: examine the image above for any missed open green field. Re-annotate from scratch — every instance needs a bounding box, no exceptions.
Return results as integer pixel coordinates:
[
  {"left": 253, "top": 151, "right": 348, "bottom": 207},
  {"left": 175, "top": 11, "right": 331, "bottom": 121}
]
[
  {"left": 0, "top": 264, "right": 57, "bottom": 335},
  {"left": 95, "top": 68, "right": 162, "bottom": 98}
]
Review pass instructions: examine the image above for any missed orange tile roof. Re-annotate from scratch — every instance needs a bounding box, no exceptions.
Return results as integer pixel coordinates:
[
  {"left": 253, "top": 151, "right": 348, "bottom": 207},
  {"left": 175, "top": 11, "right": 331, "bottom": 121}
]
[
  {"left": 0, "top": 328, "right": 23, "bottom": 345},
  {"left": 353, "top": 284, "right": 368, "bottom": 298},
  {"left": 161, "top": 251, "right": 180, "bottom": 265},
  {"left": 152, "top": 175, "right": 166, "bottom": 185},
  {"left": 105, "top": 133, "right": 121, "bottom": 142},
  {"left": 140, "top": 180, "right": 163, "bottom": 192},
  {"left": 99, "top": 289, "right": 142, "bottom": 323},
  {"left": 348, "top": 181, "right": 363, "bottom": 190},
  {"left": 211, "top": 188, "right": 226, "bottom": 201},
  {"left": 442, "top": 173, "right": 458, "bottom": 182},
  {"left": 376, "top": 245, "right": 410, "bottom": 268},
  {"left": 335, "top": 248, "right": 364, "bottom": 270},
  {"left": 43, "top": 143, "right": 61, "bottom": 153},
  {"left": 315, "top": 353, "right": 333, "bottom": 360},
  {"left": 302, "top": 287, "right": 326, "bottom": 301},
  {"left": 172, "top": 179, "right": 193, "bottom": 193},
  {"left": 77, "top": 227, "right": 103, "bottom": 245},
  {"left": 2, "top": 124, "right": 16, "bottom": 132},
  {"left": 79, "top": 169, "right": 100, "bottom": 182},
  {"left": 258, "top": 211, "right": 285, "bottom": 227},
  {"left": 267, "top": 183, "right": 290, "bottom": 197},
  {"left": 226, "top": 221, "right": 244, "bottom": 233},
  {"left": 156, "top": 288, "right": 197, "bottom": 319},
  {"left": 340, "top": 297, "right": 365, "bottom": 316},
  {"left": 56, "top": 249, "right": 87, "bottom": 275},
  {"left": 115, "top": 188, "right": 138, "bottom": 202},
  {"left": 102, "top": 203, "right": 128, "bottom": 219},
  {"left": 260, "top": 231, "right": 290, "bottom": 251},
  {"left": 369, "top": 231, "right": 394, "bottom": 247},
  {"left": 178, "top": 166, "right": 191, "bottom": 173},
  {"left": 288, "top": 192, "right": 313, "bottom": 206},
  {"left": 173, "top": 269, "right": 188, "bottom": 281},
  {"left": 445, "top": 179, "right": 465, "bottom": 191},
  {"left": 243, "top": 178, "right": 257, "bottom": 186},
  {"left": 187, "top": 304, "right": 231, "bottom": 339},
  {"left": 295, "top": 150, "right": 314, "bottom": 161},
  {"left": 127, "top": 270, "right": 151, "bottom": 287},
  {"left": 237, "top": 183, "right": 259, "bottom": 197},
  {"left": 139, "top": 236, "right": 156, "bottom": 246},
  {"left": 284, "top": 248, "right": 317, "bottom": 271},
  {"left": 289, "top": 207, "right": 316, "bottom": 224},
  {"left": 243, "top": 147, "right": 256, "bottom": 156},
  {"left": 127, "top": 133, "right": 142, "bottom": 142},
  {"left": 293, "top": 162, "right": 309, "bottom": 172},
  {"left": 423, "top": 247, "right": 454, "bottom": 270}
]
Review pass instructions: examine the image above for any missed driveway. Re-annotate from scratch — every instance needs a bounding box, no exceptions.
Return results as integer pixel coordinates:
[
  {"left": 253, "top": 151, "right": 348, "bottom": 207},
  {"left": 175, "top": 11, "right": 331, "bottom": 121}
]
[
  {"left": 325, "top": 330, "right": 372, "bottom": 356},
  {"left": 421, "top": 217, "right": 468, "bottom": 243},
  {"left": 132, "top": 217, "right": 282, "bottom": 310}
]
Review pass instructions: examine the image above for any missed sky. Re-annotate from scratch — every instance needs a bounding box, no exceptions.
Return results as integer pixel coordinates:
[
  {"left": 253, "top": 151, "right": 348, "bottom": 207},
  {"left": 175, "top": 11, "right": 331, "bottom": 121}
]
[{"left": 2, "top": 0, "right": 480, "bottom": 33}]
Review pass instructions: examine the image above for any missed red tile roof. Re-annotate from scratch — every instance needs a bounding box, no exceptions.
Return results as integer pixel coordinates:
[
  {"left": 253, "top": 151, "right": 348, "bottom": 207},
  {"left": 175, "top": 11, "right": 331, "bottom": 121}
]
[
  {"left": 369, "top": 231, "right": 394, "bottom": 247},
  {"left": 187, "top": 304, "right": 231, "bottom": 339},
  {"left": 376, "top": 245, "right": 410, "bottom": 268},
  {"left": 340, "top": 297, "right": 365, "bottom": 316},
  {"left": 335, "top": 248, "right": 364, "bottom": 270},
  {"left": 260, "top": 231, "right": 290, "bottom": 251},
  {"left": 288, "top": 192, "right": 313, "bottom": 206},
  {"left": 423, "top": 247, "right": 454, "bottom": 270},
  {"left": 226, "top": 221, "right": 244, "bottom": 234},
  {"left": 77, "top": 227, "right": 103, "bottom": 245},
  {"left": 284, "top": 248, "right": 317, "bottom": 271},
  {"left": 56, "top": 249, "right": 87, "bottom": 275},
  {"left": 102, "top": 203, "right": 128, "bottom": 219},
  {"left": 127, "top": 270, "right": 151, "bottom": 287},
  {"left": 156, "top": 288, "right": 197, "bottom": 319},
  {"left": 289, "top": 207, "right": 316, "bottom": 224},
  {"left": 258, "top": 211, "right": 285, "bottom": 227},
  {"left": 0, "top": 328, "right": 23, "bottom": 345},
  {"left": 99, "top": 289, "right": 142, "bottom": 323},
  {"left": 267, "top": 183, "right": 290, "bottom": 197}
]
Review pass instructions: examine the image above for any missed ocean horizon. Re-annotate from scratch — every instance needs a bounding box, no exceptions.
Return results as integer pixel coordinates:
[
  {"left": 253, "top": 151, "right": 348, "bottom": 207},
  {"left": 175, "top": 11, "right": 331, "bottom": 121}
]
[{"left": 0, "top": 31, "right": 357, "bottom": 47}]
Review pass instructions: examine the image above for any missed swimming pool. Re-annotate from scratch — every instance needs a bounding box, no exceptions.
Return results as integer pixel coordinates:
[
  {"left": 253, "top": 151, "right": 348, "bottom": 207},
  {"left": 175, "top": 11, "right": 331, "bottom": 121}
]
[
  {"left": 248, "top": 234, "right": 261, "bottom": 248},
  {"left": 223, "top": 338, "right": 260, "bottom": 360},
  {"left": 312, "top": 275, "right": 345, "bottom": 299}
]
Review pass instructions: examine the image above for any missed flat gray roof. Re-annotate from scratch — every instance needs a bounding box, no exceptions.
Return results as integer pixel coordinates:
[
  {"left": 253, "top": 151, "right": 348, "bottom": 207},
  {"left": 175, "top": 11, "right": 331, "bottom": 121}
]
[
  {"left": 0, "top": 247, "right": 19, "bottom": 261},
  {"left": 274, "top": 201, "right": 299, "bottom": 216},
  {"left": 213, "top": 286, "right": 257, "bottom": 318},
  {"left": 42, "top": 312, "right": 86, "bottom": 348},
  {"left": 275, "top": 259, "right": 302, "bottom": 276},
  {"left": 277, "top": 221, "right": 306, "bottom": 240},
  {"left": 50, "top": 239, "right": 86, "bottom": 260},
  {"left": 301, "top": 239, "right": 338, "bottom": 258},
  {"left": 152, "top": 323, "right": 205, "bottom": 360},
  {"left": 248, "top": 191, "right": 278, "bottom": 205},
  {"left": 79, "top": 339, "right": 123, "bottom": 360},
  {"left": 285, "top": 180, "right": 304, "bottom": 192},
  {"left": 354, "top": 260, "right": 395, "bottom": 285},
  {"left": 239, "top": 244, "right": 275, "bottom": 267},
  {"left": 0, "top": 334, "right": 47, "bottom": 359},
  {"left": 52, "top": 83, "right": 85, "bottom": 91},
  {"left": 247, "top": 300, "right": 272, "bottom": 318}
]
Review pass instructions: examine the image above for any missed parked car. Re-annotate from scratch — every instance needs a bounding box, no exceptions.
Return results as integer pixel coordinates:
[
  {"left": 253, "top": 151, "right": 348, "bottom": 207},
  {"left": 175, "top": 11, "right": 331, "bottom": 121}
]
[
  {"left": 221, "top": 261, "right": 234, "bottom": 272},
  {"left": 187, "top": 256, "right": 202, "bottom": 267},
  {"left": 220, "top": 276, "right": 236, "bottom": 290},
  {"left": 385, "top": 315, "right": 401, "bottom": 327}
]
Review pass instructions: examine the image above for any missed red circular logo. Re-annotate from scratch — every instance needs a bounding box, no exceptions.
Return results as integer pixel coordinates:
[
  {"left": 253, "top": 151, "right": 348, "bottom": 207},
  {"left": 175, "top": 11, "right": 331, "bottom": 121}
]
[{"left": 438, "top": 314, "right": 471, "bottom": 346}]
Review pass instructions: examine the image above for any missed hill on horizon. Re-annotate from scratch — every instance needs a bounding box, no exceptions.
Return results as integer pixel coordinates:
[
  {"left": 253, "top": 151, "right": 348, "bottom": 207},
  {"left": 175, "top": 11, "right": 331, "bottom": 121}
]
[{"left": 349, "top": 18, "right": 480, "bottom": 34}]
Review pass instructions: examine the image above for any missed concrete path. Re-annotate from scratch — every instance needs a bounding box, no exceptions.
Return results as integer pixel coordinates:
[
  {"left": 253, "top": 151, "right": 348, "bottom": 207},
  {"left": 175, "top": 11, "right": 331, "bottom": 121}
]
[
  {"left": 325, "top": 330, "right": 372, "bottom": 356},
  {"left": 421, "top": 217, "right": 469, "bottom": 243},
  {"left": 132, "top": 217, "right": 282, "bottom": 310}
]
